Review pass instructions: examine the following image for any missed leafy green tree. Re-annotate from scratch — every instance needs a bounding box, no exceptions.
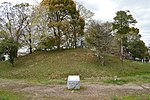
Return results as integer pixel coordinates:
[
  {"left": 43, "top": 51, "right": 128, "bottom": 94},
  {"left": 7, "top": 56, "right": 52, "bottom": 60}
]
[
  {"left": 62, "top": 14, "right": 85, "bottom": 48},
  {"left": 40, "top": 0, "right": 85, "bottom": 49},
  {"left": 122, "top": 27, "right": 140, "bottom": 58},
  {"left": 112, "top": 10, "right": 137, "bottom": 66},
  {"left": 0, "top": 37, "right": 20, "bottom": 66},
  {"left": 86, "top": 20, "right": 112, "bottom": 66},
  {"left": 38, "top": 36, "right": 60, "bottom": 50},
  {"left": 129, "top": 40, "right": 148, "bottom": 60}
]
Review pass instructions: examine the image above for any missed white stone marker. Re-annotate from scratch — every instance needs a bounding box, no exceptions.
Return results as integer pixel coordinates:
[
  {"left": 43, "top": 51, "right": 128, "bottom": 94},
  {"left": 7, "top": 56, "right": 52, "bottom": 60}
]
[{"left": 67, "top": 75, "right": 80, "bottom": 89}]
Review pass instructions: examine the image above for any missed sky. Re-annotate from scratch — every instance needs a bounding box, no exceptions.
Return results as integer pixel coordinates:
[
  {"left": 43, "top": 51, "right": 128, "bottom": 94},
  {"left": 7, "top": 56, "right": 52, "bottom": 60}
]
[{"left": 0, "top": 0, "right": 150, "bottom": 46}]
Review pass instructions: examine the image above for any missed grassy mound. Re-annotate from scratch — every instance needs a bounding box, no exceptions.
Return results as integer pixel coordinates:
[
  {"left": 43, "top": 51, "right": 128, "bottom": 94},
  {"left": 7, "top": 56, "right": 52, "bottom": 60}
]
[{"left": 0, "top": 48, "right": 150, "bottom": 84}]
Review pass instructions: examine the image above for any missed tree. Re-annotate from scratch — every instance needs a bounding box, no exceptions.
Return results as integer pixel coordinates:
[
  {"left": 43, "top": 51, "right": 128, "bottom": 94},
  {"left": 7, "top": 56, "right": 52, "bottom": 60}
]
[
  {"left": 0, "top": 2, "right": 32, "bottom": 57},
  {"left": 0, "top": 37, "right": 20, "bottom": 67},
  {"left": 41, "top": 0, "right": 75, "bottom": 49},
  {"left": 40, "top": 0, "right": 86, "bottom": 50},
  {"left": 112, "top": 10, "right": 137, "bottom": 66},
  {"left": 63, "top": 12, "right": 85, "bottom": 48},
  {"left": 121, "top": 27, "right": 140, "bottom": 58},
  {"left": 86, "top": 20, "right": 112, "bottom": 66},
  {"left": 129, "top": 40, "right": 148, "bottom": 60},
  {"left": 27, "top": 5, "right": 51, "bottom": 51}
]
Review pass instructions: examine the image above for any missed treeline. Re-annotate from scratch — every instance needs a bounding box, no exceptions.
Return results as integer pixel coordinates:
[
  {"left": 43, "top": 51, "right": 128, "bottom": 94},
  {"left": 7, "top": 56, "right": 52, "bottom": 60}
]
[
  {"left": 0, "top": 0, "right": 149, "bottom": 66},
  {"left": 0, "top": 0, "right": 93, "bottom": 65}
]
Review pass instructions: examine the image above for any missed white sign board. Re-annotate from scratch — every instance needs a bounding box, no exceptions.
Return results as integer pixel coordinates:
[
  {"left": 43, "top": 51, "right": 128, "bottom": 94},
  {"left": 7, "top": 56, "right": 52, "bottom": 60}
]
[{"left": 67, "top": 75, "right": 80, "bottom": 89}]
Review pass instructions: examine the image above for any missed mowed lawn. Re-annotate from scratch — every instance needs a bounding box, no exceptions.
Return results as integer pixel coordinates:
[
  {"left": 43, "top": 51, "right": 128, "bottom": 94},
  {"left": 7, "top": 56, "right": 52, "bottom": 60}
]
[
  {"left": 0, "top": 90, "right": 26, "bottom": 100},
  {"left": 0, "top": 48, "right": 150, "bottom": 84}
]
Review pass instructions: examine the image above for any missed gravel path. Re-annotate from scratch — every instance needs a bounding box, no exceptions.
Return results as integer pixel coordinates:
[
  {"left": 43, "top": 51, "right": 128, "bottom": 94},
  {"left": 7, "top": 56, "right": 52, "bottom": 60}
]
[{"left": 0, "top": 79, "right": 150, "bottom": 100}]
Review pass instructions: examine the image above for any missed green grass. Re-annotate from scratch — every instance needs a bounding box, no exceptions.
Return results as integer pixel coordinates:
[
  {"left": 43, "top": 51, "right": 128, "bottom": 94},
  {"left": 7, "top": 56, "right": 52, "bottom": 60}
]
[
  {"left": 0, "top": 90, "right": 26, "bottom": 100},
  {"left": 122, "top": 94, "right": 150, "bottom": 100},
  {"left": 0, "top": 48, "right": 150, "bottom": 84},
  {"left": 104, "top": 79, "right": 128, "bottom": 85}
]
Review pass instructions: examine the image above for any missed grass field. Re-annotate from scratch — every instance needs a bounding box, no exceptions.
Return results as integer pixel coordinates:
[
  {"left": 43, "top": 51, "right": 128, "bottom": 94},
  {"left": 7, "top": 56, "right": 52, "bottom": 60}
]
[
  {"left": 0, "top": 48, "right": 150, "bottom": 84},
  {"left": 121, "top": 94, "right": 150, "bottom": 100},
  {"left": 0, "top": 90, "right": 26, "bottom": 100}
]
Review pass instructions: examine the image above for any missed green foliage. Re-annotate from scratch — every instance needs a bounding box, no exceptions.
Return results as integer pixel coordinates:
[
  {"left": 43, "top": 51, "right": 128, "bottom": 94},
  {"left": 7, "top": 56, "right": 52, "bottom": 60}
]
[
  {"left": 112, "top": 10, "right": 138, "bottom": 66},
  {"left": 129, "top": 40, "right": 148, "bottom": 59},
  {"left": 113, "top": 10, "right": 138, "bottom": 49},
  {"left": 40, "top": 0, "right": 85, "bottom": 49},
  {"left": 38, "top": 36, "right": 60, "bottom": 50},
  {"left": 86, "top": 20, "right": 113, "bottom": 65},
  {"left": 0, "top": 38, "right": 20, "bottom": 66},
  {"left": 0, "top": 2, "right": 32, "bottom": 55},
  {"left": 113, "top": 10, "right": 137, "bottom": 35}
]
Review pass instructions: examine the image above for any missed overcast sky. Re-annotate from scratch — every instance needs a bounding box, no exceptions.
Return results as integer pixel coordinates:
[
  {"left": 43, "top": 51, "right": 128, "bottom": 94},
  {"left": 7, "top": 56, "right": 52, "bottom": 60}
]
[{"left": 0, "top": 0, "right": 150, "bottom": 46}]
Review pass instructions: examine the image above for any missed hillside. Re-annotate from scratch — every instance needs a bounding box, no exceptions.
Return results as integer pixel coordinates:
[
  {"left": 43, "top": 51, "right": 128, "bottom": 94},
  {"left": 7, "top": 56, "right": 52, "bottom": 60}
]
[{"left": 0, "top": 48, "right": 150, "bottom": 84}]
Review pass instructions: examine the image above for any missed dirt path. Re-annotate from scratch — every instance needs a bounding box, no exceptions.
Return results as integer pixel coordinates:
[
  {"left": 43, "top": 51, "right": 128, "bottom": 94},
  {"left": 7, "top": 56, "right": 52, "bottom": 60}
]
[{"left": 0, "top": 79, "right": 150, "bottom": 100}]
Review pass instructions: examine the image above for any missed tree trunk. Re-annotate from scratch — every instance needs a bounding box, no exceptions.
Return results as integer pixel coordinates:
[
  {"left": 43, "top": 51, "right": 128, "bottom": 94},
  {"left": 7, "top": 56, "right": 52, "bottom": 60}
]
[
  {"left": 29, "top": 39, "right": 32, "bottom": 54},
  {"left": 29, "top": 31, "right": 32, "bottom": 54},
  {"left": 29, "top": 46, "right": 32, "bottom": 54},
  {"left": 74, "top": 34, "right": 77, "bottom": 48},
  {"left": 57, "top": 36, "right": 61, "bottom": 50},
  {"left": 73, "top": 27, "right": 77, "bottom": 48},
  {"left": 57, "top": 26, "right": 61, "bottom": 50},
  {"left": 13, "top": 48, "right": 18, "bottom": 58},
  {"left": 120, "top": 37, "right": 124, "bottom": 67}
]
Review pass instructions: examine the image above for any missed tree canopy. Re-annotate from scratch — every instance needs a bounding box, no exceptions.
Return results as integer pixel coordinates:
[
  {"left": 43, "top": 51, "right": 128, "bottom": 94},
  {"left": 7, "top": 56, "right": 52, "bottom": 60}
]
[
  {"left": 112, "top": 10, "right": 140, "bottom": 65},
  {"left": 86, "top": 20, "right": 113, "bottom": 65},
  {"left": 0, "top": 1, "right": 149, "bottom": 67},
  {"left": 129, "top": 40, "right": 148, "bottom": 60},
  {"left": 40, "top": 0, "right": 85, "bottom": 49}
]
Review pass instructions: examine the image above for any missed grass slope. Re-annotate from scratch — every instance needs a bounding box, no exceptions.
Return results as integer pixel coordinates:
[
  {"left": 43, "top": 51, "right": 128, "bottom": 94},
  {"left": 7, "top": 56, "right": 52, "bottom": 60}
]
[{"left": 0, "top": 48, "right": 150, "bottom": 84}]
